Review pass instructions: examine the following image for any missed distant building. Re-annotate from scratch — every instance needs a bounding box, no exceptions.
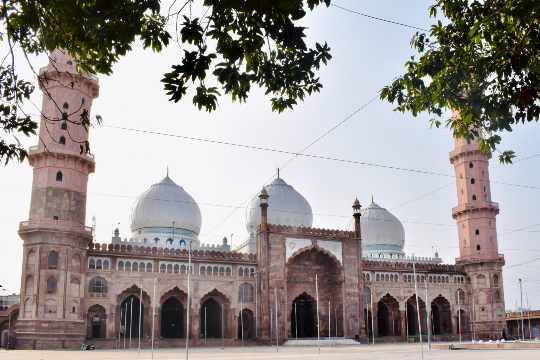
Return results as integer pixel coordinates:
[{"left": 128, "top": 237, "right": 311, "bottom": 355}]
[
  {"left": 0, "top": 294, "right": 19, "bottom": 311},
  {"left": 12, "top": 50, "right": 507, "bottom": 349},
  {"left": 506, "top": 310, "right": 540, "bottom": 339}
]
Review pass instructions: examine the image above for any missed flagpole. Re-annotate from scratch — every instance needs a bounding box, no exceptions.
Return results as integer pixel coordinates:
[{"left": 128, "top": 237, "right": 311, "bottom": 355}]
[
  {"left": 328, "top": 300, "right": 331, "bottom": 339},
  {"left": 457, "top": 291, "right": 462, "bottom": 344},
  {"left": 412, "top": 261, "right": 424, "bottom": 360},
  {"left": 316, "top": 274, "right": 320, "bottom": 354},
  {"left": 138, "top": 281, "right": 143, "bottom": 354},
  {"left": 424, "top": 279, "right": 430, "bottom": 350},
  {"left": 129, "top": 297, "right": 133, "bottom": 349},
  {"left": 118, "top": 304, "right": 123, "bottom": 350},
  {"left": 255, "top": 271, "right": 259, "bottom": 339},
  {"left": 274, "top": 287, "right": 279, "bottom": 352},
  {"left": 294, "top": 302, "right": 298, "bottom": 340},
  {"left": 185, "top": 239, "right": 192, "bottom": 360},
  {"left": 151, "top": 277, "right": 157, "bottom": 360},
  {"left": 123, "top": 303, "right": 127, "bottom": 349},
  {"left": 405, "top": 301, "right": 409, "bottom": 342},
  {"left": 370, "top": 287, "right": 375, "bottom": 345},
  {"left": 241, "top": 286, "right": 245, "bottom": 345}
]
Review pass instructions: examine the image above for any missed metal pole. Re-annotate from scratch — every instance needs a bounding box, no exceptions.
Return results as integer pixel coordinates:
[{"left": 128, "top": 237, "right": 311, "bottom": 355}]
[
  {"left": 151, "top": 277, "right": 157, "bottom": 360},
  {"left": 519, "top": 278, "right": 525, "bottom": 341},
  {"left": 294, "top": 302, "right": 298, "bottom": 340},
  {"left": 334, "top": 305, "right": 337, "bottom": 338},
  {"left": 186, "top": 240, "right": 192, "bottom": 360},
  {"left": 138, "top": 282, "right": 143, "bottom": 354},
  {"left": 424, "top": 279, "right": 430, "bottom": 350},
  {"left": 316, "top": 274, "right": 320, "bottom": 353},
  {"left": 241, "top": 286, "right": 245, "bottom": 345},
  {"left": 412, "top": 262, "right": 424, "bottom": 360},
  {"left": 405, "top": 301, "right": 409, "bottom": 342},
  {"left": 130, "top": 297, "right": 133, "bottom": 349},
  {"left": 123, "top": 303, "right": 127, "bottom": 349},
  {"left": 274, "top": 287, "right": 279, "bottom": 352},
  {"left": 328, "top": 300, "right": 331, "bottom": 339},
  {"left": 370, "top": 287, "right": 375, "bottom": 344},
  {"left": 255, "top": 272, "right": 259, "bottom": 338},
  {"left": 204, "top": 307, "right": 207, "bottom": 344},
  {"left": 527, "top": 292, "right": 532, "bottom": 340},
  {"left": 221, "top": 303, "right": 224, "bottom": 349},
  {"left": 118, "top": 304, "right": 123, "bottom": 350},
  {"left": 457, "top": 291, "right": 462, "bottom": 344},
  {"left": 471, "top": 303, "right": 476, "bottom": 342}
]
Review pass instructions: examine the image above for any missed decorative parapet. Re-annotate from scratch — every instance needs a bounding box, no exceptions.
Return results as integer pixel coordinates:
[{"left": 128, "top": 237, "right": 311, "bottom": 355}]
[
  {"left": 111, "top": 237, "right": 231, "bottom": 252},
  {"left": 363, "top": 259, "right": 464, "bottom": 274},
  {"left": 363, "top": 253, "right": 442, "bottom": 264},
  {"left": 88, "top": 242, "right": 257, "bottom": 264},
  {"left": 506, "top": 310, "right": 540, "bottom": 320},
  {"left": 455, "top": 254, "right": 505, "bottom": 266},
  {"left": 262, "top": 224, "right": 354, "bottom": 239}
]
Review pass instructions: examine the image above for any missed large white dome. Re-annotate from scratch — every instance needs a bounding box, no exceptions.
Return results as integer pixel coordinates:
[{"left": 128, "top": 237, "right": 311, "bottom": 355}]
[
  {"left": 130, "top": 175, "right": 202, "bottom": 235},
  {"left": 246, "top": 176, "right": 313, "bottom": 233},
  {"left": 361, "top": 199, "right": 405, "bottom": 256}
]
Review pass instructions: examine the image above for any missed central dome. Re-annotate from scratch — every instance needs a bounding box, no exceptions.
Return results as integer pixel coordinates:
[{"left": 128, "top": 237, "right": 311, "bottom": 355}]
[
  {"left": 246, "top": 176, "right": 313, "bottom": 233},
  {"left": 361, "top": 199, "right": 405, "bottom": 256},
  {"left": 130, "top": 175, "right": 202, "bottom": 235}
]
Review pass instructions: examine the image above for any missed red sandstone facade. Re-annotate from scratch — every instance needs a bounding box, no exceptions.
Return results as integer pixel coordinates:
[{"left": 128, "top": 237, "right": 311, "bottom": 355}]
[{"left": 10, "top": 52, "right": 507, "bottom": 350}]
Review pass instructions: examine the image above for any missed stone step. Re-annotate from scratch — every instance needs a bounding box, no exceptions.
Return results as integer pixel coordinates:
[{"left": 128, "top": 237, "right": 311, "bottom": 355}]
[{"left": 284, "top": 338, "right": 360, "bottom": 346}]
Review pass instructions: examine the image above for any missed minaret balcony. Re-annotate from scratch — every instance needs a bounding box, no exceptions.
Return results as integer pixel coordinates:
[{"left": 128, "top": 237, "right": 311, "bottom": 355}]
[
  {"left": 19, "top": 219, "right": 93, "bottom": 237},
  {"left": 452, "top": 201, "right": 499, "bottom": 218}
]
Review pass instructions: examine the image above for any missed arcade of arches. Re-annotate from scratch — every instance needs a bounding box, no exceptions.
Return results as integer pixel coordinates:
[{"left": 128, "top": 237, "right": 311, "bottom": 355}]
[{"left": 364, "top": 290, "right": 465, "bottom": 339}]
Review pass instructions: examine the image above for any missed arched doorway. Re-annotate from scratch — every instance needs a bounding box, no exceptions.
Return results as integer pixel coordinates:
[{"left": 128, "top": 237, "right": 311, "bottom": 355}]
[
  {"left": 291, "top": 292, "right": 316, "bottom": 338},
  {"left": 377, "top": 294, "right": 400, "bottom": 337},
  {"left": 286, "top": 248, "right": 343, "bottom": 338},
  {"left": 87, "top": 305, "right": 107, "bottom": 339},
  {"left": 200, "top": 295, "right": 225, "bottom": 339},
  {"left": 237, "top": 309, "right": 255, "bottom": 339},
  {"left": 161, "top": 297, "right": 184, "bottom": 338},
  {"left": 406, "top": 295, "right": 426, "bottom": 336},
  {"left": 120, "top": 295, "right": 143, "bottom": 339},
  {"left": 431, "top": 295, "right": 452, "bottom": 335}
]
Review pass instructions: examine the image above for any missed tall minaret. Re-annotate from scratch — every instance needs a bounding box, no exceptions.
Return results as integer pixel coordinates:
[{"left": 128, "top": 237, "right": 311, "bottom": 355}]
[
  {"left": 17, "top": 49, "right": 99, "bottom": 349},
  {"left": 449, "top": 134, "right": 505, "bottom": 339}
]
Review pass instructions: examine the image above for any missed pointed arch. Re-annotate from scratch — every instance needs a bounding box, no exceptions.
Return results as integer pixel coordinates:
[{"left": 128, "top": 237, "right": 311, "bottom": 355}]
[{"left": 200, "top": 289, "right": 231, "bottom": 339}]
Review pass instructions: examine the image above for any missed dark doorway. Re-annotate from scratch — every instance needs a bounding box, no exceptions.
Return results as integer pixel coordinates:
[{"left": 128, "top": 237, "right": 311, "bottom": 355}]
[
  {"left": 161, "top": 297, "right": 184, "bottom": 338},
  {"left": 364, "top": 309, "right": 372, "bottom": 339},
  {"left": 291, "top": 293, "right": 316, "bottom": 338},
  {"left": 406, "top": 302, "right": 418, "bottom": 336},
  {"left": 120, "top": 295, "right": 143, "bottom": 339},
  {"left": 237, "top": 309, "right": 255, "bottom": 339},
  {"left": 377, "top": 302, "right": 390, "bottom": 336},
  {"left": 431, "top": 296, "right": 452, "bottom": 335},
  {"left": 88, "top": 305, "right": 106, "bottom": 339},
  {"left": 200, "top": 298, "right": 222, "bottom": 338}
]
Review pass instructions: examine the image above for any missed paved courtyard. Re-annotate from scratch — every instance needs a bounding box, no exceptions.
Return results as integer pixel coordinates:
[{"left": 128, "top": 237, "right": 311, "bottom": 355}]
[{"left": 1, "top": 344, "right": 540, "bottom": 360}]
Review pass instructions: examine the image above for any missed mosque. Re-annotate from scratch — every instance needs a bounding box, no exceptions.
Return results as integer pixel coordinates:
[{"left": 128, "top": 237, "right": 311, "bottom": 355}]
[{"left": 8, "top": 51, "right": 506, "bottom": 349}]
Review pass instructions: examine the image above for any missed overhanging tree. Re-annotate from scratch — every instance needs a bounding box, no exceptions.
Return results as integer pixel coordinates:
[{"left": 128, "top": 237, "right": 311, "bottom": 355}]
[
  {"left": 381, "top": 0, "right": 540, "bottom": 163},
  {"left": 0, "top": 0, "right": 331, "bottom": 164}
]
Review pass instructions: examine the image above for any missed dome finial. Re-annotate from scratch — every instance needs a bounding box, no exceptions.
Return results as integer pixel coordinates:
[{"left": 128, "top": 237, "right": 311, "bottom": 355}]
[
  {"left": 371, "top": 194, "right": 374, "bottom": 204},
  {"left": 166, "top": 165, "right": 169, "bottom": 178},
  {"left": 277, "top": 167, "right": 280, "bottom": 179}
]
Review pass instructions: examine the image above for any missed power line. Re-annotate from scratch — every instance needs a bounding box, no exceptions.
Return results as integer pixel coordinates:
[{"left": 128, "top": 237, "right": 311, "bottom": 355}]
[
  {"left": 104, "top": 124, "right": 540, "bottom": 192},
  {"left": 331, "top": 3, "right": 429, "bottom": 32}
]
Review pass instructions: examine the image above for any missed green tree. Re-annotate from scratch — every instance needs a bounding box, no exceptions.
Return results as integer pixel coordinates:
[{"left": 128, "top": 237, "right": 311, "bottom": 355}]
[
  {"left": 381, "top": 0, "right": 540, "bottom": 163},
  {"left": 0, "top": 0, "right": 331, "bottom": 164}
]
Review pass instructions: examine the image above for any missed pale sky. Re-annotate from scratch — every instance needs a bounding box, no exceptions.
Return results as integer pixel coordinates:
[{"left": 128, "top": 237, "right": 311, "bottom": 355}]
[{"left": 1, "top": 0, "right": 539, "bottom": 309}]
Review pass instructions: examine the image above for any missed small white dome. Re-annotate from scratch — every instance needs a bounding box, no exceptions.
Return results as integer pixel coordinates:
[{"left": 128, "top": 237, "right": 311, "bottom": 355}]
[
  {"left": 361, "top": 199, "right": 405, "bottom": 256},
  {"left": 131, "top": 175, "right": 201, "bottom": 234},
  {"left": 246, "top": 176, "right": 313, "bottom": 233}
]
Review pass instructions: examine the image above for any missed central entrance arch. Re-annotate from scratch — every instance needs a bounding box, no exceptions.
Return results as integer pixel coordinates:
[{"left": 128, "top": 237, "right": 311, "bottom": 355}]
[
  {"left": 161, "top": 297, "right": 184, "bottom": 338},
  {"left": 291, "top": 292, "right": 316, "bottom": 338},
  {"left": 200, "top": 298, "right": 222, "bottom": 338},
  {"left": 120, "top": 295, "right": 143, "bottom": 338}
]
